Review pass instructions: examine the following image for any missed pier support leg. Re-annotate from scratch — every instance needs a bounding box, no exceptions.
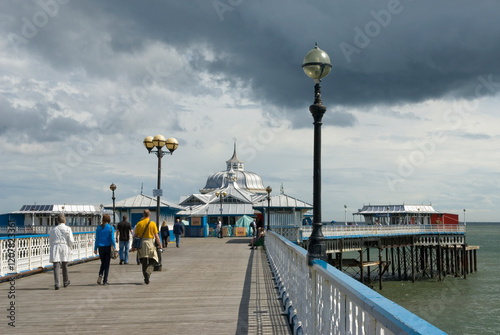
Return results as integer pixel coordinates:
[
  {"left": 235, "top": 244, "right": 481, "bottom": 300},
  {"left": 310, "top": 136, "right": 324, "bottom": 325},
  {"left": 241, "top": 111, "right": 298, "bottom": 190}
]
[
  {"left": 379, "top": 248, "right": 383, "bottom": 290},
  {"left": 474, "top": 249, "right": 477, "bottom": 272},
  {"left": 411, "top": 244, "right": 415, "bottom": 283},
  {"left": 391, "top": 247, "right": 395, "bottom": 277},
  {"left": 463, "top": 243, "right": 467, "bottom": 279},
  {"left": 429, "top": 246, "right": 434, "bottom": 278},
  {"left": 445, "top": 248, "right": 450, "bottom": 276},
  {"left": 339, "top": 240, "right": 344, "bottom": 272},
  {"left": 367, "top": 247, "right": 371, "bottom": 283},
  {"left": 359, "top": 249, "right": 364, "bottom": 284},
  {"left": 397, "top": 247, "right": 402, "bottom": 280},
  {"left": 438, "top": 244, "right": 442, "bottom": 281},
  {"left": 420, "top": 247, "right": 425, "bottom": 275},
  {"left": 403, "top": 247, "right": 408, "bottom": 280},
  {"left": 469, "top": 249, "right": 473, "bottom": 274},
  {"left": 335, "top": 252, "right": 343, "bottom": 271}
]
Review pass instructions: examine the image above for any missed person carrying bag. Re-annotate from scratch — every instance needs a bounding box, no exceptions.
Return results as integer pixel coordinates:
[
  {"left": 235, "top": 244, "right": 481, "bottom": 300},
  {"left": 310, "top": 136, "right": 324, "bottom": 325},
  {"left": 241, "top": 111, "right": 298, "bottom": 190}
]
[
  {"left": 132, "top": 210, "right": 162, "bottom": 284},
  {"left": 132, "top": 220, "right": 150, "bottom": 250}
]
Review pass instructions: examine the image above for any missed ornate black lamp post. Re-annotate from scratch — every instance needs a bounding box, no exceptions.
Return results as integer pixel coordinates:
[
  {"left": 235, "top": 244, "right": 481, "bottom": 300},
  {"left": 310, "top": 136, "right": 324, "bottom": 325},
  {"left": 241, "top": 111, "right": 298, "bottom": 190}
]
[
  {"left": 215, "top": 191, "right": 227, "bottom": 221},
  {"left": 266, "top": 185, "right": 272, "bottom": 231},
  {"left": 215, "top": 191, "right": 227, "bottom": 237},
  {"left": 302, "top": 44, "right": 332, "bottom": 265},
  {"left": 110, "top": 183, "right": 116, "bottom": 227},
  {"left": 143, "top": 135, "right": 179, "bottom": 231}
]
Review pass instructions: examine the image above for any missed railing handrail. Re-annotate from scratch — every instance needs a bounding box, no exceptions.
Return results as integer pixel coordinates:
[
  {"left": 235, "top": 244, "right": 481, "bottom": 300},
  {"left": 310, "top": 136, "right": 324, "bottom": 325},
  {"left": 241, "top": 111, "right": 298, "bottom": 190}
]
[
  {"left": 0, "top": 225, "right": 97, "bottom": 235},
  {"left": 265, "top": 231, "right": 447, "bottom": 334},
  {"left": 301, "top": 224, "right": 465, "bottom": 239},
  {"left": 0, "top": 231, "right": 96, "bottom": 277}
]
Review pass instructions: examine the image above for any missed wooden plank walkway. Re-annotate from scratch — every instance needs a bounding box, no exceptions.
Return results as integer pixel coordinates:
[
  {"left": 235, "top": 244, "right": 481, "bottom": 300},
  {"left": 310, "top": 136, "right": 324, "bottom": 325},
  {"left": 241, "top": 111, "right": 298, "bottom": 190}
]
[{"left": 1, "top": 237, "right": 292, "bottom": 335}]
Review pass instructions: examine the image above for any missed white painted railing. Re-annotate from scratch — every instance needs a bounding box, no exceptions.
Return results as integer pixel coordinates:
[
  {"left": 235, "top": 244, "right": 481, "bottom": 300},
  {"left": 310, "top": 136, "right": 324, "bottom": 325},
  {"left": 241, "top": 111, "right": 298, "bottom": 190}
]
[
  {"left": 265, "top": 231, "right": 447, "bottom": 335},
  {"left": 0, "top": 226, "right": 97, "bottom": 235},
  {"left": 301, "top": 224, "right": 465, "bottom": 239},
  {"left": 0, "top": 232, "right": 96, "bottom": 277}
]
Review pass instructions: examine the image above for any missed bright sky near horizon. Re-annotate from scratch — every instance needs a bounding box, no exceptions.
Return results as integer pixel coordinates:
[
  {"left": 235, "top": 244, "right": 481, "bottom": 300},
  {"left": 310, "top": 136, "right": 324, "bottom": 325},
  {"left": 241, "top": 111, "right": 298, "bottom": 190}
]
[{"left": 1, "top": 1, "right": 499, "bottom": 222}]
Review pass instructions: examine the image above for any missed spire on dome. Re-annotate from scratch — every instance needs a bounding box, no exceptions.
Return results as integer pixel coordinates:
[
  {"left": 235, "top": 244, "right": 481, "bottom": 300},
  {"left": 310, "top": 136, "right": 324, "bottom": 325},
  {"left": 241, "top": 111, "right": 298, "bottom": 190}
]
[{"left": 226, "top": 139, "right": 244, "bottom": 171}]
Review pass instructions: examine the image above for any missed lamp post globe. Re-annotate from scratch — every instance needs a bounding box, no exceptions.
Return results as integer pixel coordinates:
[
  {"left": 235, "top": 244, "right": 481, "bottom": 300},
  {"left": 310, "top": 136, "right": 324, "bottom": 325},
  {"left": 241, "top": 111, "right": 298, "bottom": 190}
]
[
  {"left": 303, "top": 43, "right": 332, "bottom": 266},
  {"left": 165, "top": 137, "right": 179, "bottom": 153},
  {"left": 302, "top": 44, "right": 332, "bottom": 83},
  {"left": 143, "top": 136, "right": 154, "bottom": 152},
  {"left": 152, "top": 134, "right": 166, "bottom": 148}
]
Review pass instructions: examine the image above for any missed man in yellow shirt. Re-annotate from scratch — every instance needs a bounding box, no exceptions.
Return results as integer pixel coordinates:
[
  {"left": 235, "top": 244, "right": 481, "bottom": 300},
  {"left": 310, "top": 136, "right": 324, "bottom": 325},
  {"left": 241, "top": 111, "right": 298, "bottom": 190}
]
[{"left": 133, "top": 210, "right": 162, "bottom": 284}]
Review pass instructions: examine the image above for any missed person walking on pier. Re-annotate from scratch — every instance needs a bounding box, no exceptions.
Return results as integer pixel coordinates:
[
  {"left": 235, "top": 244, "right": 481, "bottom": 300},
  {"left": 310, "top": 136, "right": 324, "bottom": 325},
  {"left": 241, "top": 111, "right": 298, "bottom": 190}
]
[
  {"left": 160, "top": 221, "right": 170, "bottom": 248},
  {"left": 173, "top": 218, "right": 184, "bottom": 247},
  {"left": 248, "top": 219, "right": 257, "bottom": 246},
  {"left": 116, "top": 215, "right": 132, "bottom": 264},
  {"left": 216, "top": 219, "right": 222, "bottom": 238},
  {"left": 133, "top": 210, "right": 162, "bottom": 284},
  {"left": 49, "top": 214, "right": 74, "bottom": 290},
  {"left": 94, "top": 214, "right": 116, "bottom": 285}
]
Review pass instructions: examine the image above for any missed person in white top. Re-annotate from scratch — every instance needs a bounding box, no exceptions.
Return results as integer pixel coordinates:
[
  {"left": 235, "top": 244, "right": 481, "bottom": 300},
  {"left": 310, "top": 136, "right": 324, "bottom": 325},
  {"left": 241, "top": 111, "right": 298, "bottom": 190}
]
[
  {"left": 216, "top": 220, "right": 223, "bottom": 238},
  {"left": 49, "top": 214, "right": 74, "bottom": 290}
]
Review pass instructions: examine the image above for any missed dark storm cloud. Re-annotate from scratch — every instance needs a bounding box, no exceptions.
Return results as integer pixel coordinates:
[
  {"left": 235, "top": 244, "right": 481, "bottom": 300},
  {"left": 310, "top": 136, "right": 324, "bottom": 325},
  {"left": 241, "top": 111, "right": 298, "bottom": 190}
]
[
  {"left": 0, "top": 98, "right": 89, "bottom": 142},
  {"left": 4, "top": 0, "right": 500, "bottom": 123}
]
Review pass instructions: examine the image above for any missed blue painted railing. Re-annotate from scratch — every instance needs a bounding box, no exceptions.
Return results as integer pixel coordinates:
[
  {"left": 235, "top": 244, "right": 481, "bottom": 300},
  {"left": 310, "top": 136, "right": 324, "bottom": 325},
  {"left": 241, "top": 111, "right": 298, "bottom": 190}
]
[{"left": 265, "top": 231, "right": 447, "bottom": 335}]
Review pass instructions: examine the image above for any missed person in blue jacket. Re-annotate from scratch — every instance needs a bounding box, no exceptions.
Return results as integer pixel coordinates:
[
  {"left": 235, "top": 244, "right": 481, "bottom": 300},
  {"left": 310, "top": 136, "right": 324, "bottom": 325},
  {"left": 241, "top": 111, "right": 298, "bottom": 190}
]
[
  {"left": 94, "top": 214, "right": 116, "bottom": 285},
  {"left": 173, "top": 218, "right": 184, "bottom": 248}
]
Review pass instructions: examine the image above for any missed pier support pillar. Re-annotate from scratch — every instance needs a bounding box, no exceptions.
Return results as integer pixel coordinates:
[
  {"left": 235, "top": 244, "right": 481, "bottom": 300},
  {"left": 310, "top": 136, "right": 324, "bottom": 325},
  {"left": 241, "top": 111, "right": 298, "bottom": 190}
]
[
  {"left": 379, "top": 248, "right": 383, "bottom": 290},
  {"left": 462, "top": 243, "right": 467, "bottom": 279},
  {"left": 359, "top": 249, "right": 364, "bottom": 284}
]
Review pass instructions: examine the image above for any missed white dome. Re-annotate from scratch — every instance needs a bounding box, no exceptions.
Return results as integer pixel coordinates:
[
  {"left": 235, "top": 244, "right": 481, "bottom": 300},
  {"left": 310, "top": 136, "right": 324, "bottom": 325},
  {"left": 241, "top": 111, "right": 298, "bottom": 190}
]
[
  {"left": 200, "top": 170, "right": 266, "bottom": 194},
  {"left": 199, "top": 143, "right": 267, "bottom": 194}
]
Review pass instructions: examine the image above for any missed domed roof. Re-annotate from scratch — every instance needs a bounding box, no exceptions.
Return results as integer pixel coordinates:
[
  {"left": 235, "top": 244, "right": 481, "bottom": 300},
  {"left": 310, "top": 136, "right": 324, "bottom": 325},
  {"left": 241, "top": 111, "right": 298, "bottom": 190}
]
[{"left": 200, "top": 143, "right": 267, "bottom": 194}]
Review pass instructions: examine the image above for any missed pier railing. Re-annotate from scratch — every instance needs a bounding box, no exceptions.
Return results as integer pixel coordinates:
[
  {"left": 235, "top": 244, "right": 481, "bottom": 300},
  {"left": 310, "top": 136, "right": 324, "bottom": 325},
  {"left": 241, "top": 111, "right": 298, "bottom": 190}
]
[
  {"left": 265, "top": 231, "right": 447, "bottom": 335},
  {"left": 0, "top": 232, "right": 96, "bottom": 277},
  {"left": 300, "top": 224, "right": 465, "bottom": 240},
  {"left": 0, "top": 225, "right": 97, "bottom": 235}
]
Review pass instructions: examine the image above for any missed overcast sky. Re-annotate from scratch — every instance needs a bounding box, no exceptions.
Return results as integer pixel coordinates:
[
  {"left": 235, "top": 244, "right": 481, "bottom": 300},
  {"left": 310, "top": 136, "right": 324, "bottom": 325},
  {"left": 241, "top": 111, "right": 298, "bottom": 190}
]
[{"left": 1, "top": 0, "right": 499, "bottom": 222}]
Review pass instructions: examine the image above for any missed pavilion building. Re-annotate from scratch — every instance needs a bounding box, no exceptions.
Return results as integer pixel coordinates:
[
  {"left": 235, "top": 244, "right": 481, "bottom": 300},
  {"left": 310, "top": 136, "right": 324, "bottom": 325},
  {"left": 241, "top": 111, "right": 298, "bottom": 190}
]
[
  {"left": 176, "top": 143, "right": 312, "bottom": 237},
  {"left": 354, "top": 204, "right": 459, "bottom": 225}
]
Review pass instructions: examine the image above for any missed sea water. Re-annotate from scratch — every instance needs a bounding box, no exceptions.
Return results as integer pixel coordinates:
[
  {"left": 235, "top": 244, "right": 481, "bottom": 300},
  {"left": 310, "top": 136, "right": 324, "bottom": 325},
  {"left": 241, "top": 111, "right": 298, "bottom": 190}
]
[{"left": 374, "top": 223, "right": 500, "bottom": 335}]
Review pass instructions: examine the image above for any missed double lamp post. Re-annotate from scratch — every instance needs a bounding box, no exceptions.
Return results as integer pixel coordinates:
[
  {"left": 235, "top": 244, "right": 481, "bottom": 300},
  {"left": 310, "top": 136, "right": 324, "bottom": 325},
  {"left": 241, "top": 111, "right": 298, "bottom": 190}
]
[{"left": 143, "top": 135, "right": 179, "bottom": 231}]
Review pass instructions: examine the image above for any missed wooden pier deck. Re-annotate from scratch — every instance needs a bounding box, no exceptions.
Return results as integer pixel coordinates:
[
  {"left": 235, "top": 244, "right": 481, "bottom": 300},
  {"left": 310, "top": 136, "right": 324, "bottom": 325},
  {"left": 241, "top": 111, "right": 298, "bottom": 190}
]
[{"left": 1, "top": 238, "right": 291, "bottom": 335}]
